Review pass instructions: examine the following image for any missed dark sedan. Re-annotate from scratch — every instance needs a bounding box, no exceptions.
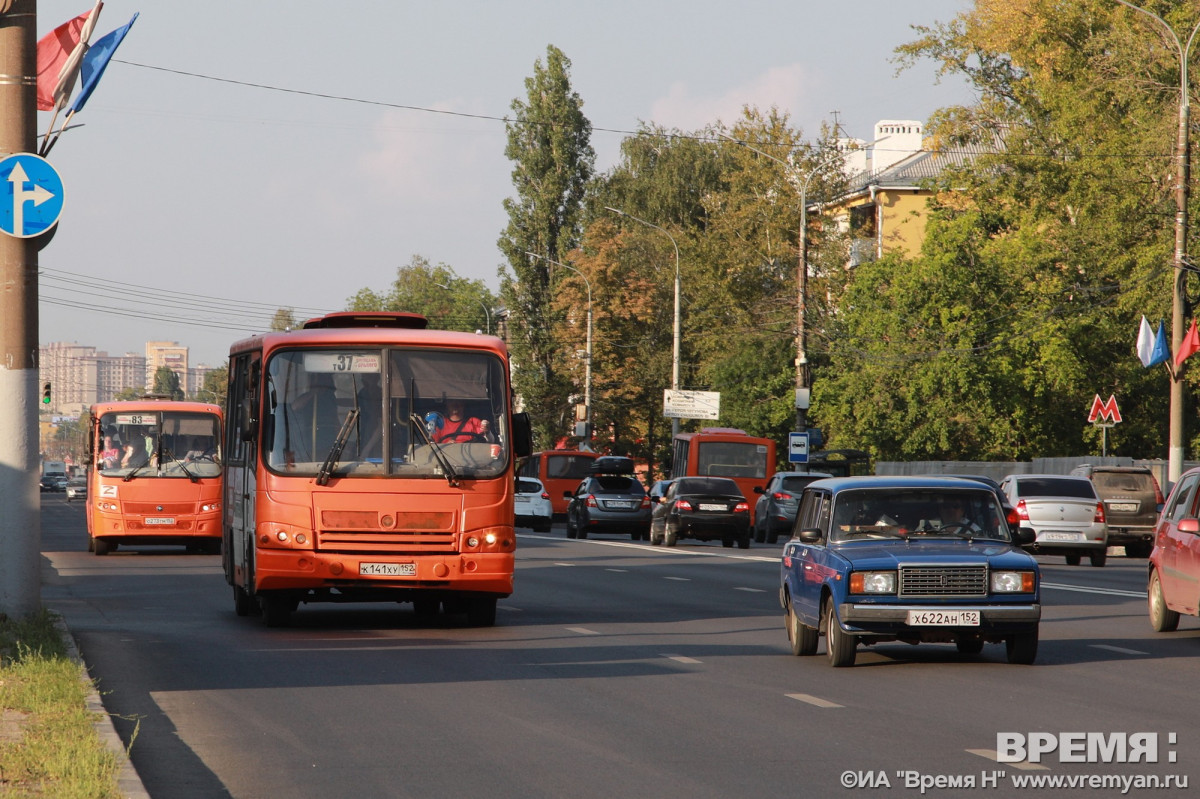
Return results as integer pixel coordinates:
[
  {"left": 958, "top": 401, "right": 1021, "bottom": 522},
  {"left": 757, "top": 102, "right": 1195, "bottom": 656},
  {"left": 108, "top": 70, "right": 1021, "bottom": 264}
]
[{"left": 650, "top": 476, "right": 750, "bottom": 549}]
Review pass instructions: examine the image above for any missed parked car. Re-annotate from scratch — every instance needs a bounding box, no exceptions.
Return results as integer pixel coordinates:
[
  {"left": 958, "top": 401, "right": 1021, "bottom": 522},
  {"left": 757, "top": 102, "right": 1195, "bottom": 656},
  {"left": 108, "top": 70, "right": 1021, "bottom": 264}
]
[
  {"left": 752, "top": 471, "right": 833, "bottom": 544},
  {"left": 65, "top": 476, "right": 87, "bottom": 501},
  {"left": 565, "top": 456, "right": 652, "bottom": 541},
  {"left": 650, "top": 476, "right": 751, "bottom": 549},
  {"left": 1070, "top": 464, "right": 1163, "bottom": 558},
  {"left": 1149, "top": 466, "right": 1200, "bottom": 631},
  {"left": 514, "top": 476, "right": 553, "bottom": 532},
  {"left": 780, "top": 476, "right": 1041, "bottom": 667},
  {"left": 999, "top": 474, "right": 1109, "bottom": 567}
]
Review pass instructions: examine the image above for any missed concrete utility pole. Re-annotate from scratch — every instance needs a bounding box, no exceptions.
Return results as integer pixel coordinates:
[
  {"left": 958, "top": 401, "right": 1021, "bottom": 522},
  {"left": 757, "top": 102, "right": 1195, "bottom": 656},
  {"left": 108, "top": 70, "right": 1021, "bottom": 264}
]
[
  {"left": 0, "top": 0, "right": 43, "bottom": 617},
  {"left": 1115, "top": 0, "right": 1200, "bottom": 485}
]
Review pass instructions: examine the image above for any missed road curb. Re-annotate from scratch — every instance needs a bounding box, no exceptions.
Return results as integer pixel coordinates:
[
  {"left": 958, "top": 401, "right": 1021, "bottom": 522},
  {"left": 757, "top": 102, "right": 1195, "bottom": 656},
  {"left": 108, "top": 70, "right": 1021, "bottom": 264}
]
[{"left": 54, "top": 616, "right": 151, "bottom": 799}]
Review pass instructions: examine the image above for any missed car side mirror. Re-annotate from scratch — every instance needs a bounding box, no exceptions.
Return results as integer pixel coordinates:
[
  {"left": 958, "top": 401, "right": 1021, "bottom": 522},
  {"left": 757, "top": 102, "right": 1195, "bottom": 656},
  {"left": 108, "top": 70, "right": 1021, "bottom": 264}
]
[
  {"left": 798, "top": 528, "right": 822, "bottom": 543},
  {"left": 1178, "top": 518, "right": 1200, "bottom": 534},
  {"left": 754, "top": 486, "right": 764, "bottom": 495},
  {"left": 1014, "top": 527, "right": 1036, "bottom": 546},
  {"left": 563, "top": 491, "right": 574, "bottom": 500}
]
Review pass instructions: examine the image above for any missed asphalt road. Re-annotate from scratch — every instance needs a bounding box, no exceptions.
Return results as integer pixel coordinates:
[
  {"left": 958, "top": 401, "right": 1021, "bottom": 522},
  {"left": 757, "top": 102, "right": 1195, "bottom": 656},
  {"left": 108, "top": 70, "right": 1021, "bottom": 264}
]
[{"left": 39, "top": 493, "right": 1200, "bottom": 798}]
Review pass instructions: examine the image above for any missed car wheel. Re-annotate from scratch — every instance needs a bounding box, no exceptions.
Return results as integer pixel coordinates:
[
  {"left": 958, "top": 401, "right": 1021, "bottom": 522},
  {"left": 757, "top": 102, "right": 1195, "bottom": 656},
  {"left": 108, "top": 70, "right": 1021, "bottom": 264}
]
[
  {"left": 956, "top": 637, "right": 984, "bottom": 655},
  {"left": 649, "top": 525, "right": 662, "bottom": 545},
  {"left": 1089, "top": 549, "right": 1107, "bottom": 568},
  {"left": 665, "top": 522, "right": 679, "bottom": 547},
  {"left": 737, "top": 531, "right": 750, "bottom": 550},
  {"left": 721, "top": 536, "right": 734, "bottom": 548},
  {"left": 787, "top": 600, "right": 818, "bottom": 656},
  {"left": 566, "top": 517, "right": 577, "bottom": 539},
  {"left": 824, "top": 598, "right": 856, "bottom": 667},
  {"left": 754, "top": 521, "right": 767, "bottom": 545},
  {"left": 767, "top": 528, "right": 781, "bottom": 545},
  {"left": 1005, "top": 629, "right": 1038, "bottom": 665},
  {"left": 1149, "top": 570, "right": 1180, "bottom": 632},
  {"left": 1065, "top": 554, "right": 1081, "bottom": 566}
]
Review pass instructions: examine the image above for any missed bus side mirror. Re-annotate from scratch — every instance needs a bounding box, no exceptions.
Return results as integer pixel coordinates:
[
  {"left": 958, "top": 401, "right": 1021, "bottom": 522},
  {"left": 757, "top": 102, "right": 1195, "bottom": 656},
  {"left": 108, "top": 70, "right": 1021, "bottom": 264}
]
[
  {"left": 512, "top": 412, "right": 533, "bottom": 458},
  {"left": 239, "top": 397, "right": 258, "bottom": 442}
]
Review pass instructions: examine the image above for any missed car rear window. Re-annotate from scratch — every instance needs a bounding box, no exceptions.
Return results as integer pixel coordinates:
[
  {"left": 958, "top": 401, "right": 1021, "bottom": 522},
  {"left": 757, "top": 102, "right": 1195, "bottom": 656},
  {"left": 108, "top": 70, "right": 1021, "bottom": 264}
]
[
  {"left": 593, "top": 476, "right": 644, "bottom": 494},
  {"left": 1016, "top": 477, "right": 1097, "bottom": 498},
  {"left": 517, "top": 479, "right": 542, "bottom": 494},
  {"left": 677, "top": 477, "right": 742, "bottom": 496},
  {"left": 780, "top": 476, "right": 817, "bottom": 493},
  {"left": 1091, "top": 472, "right": 1156, "bottom": 493}
]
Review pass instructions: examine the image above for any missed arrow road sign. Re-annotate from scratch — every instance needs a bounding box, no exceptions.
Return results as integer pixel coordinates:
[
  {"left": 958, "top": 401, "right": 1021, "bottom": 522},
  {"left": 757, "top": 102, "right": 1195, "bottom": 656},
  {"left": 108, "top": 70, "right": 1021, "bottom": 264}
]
[{"left": 1, "top": 153, "right": 65, "bottom": 239}]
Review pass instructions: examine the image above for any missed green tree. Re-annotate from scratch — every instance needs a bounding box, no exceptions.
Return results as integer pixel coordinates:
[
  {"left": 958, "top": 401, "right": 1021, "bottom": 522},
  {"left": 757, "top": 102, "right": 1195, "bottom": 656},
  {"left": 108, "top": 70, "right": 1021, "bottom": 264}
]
[
  {"left": 348, "top": 255, "right": 496, "bottom": 334},
  {"left": 270, "top": 308, "right": 297, "bottom": 331},
  {"left": 499, "top": 45, "right": 595, "bottom": 447},
  {"left": 195, "top": 365, "right": 228, "bottom": 408},
  {"left": 153, "top": 366, "right": 184, "bottom": 401}
]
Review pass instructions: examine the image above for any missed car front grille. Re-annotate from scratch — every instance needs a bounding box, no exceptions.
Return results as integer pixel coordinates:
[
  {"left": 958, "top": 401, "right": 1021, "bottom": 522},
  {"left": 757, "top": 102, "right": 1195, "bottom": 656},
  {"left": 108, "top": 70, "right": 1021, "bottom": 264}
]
[{"left": 898, "top": 565, "right": 987, "bottom": 597}]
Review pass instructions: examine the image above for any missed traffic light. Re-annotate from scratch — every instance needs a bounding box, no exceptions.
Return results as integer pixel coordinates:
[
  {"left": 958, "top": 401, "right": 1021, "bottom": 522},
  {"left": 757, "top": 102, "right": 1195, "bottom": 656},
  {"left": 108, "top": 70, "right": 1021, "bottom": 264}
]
[{"left": 42, "top": 382, "right": 51, "bottom": 405}]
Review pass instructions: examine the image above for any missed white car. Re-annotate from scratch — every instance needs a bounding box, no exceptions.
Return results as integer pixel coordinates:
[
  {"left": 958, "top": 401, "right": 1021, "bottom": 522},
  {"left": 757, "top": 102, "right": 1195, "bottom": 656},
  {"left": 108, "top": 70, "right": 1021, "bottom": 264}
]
[
  {"left": 515, "top": 476, "right": 553, "bottom": 532},
  {"left": 65, "top": 477, "right": 87, "bottom": 501},
  {"left": 999, "top": 473, "right": 1109, "bottom": 567}
]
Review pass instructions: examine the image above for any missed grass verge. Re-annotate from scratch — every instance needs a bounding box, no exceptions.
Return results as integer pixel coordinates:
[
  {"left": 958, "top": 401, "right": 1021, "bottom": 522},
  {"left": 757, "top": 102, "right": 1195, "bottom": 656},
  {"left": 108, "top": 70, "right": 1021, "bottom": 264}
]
[{"left": 0, "top": 610, "right": 122, "bottom": 798}]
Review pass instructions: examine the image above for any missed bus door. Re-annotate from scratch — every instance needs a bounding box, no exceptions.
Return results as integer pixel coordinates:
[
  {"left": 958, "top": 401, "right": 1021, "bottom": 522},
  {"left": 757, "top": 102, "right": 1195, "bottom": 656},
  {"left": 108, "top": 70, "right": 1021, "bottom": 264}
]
[{"left": 224, "top": 350, "right": 260, "bottom": 612}]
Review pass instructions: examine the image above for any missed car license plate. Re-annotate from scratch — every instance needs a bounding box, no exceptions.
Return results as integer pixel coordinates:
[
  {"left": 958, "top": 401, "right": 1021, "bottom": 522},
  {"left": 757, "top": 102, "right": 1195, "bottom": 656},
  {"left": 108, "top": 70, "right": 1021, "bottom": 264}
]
[
  {"left": 907, "top": 610, "right": 980, "bottom": 626},
  {"left": 699, "top": 503, "right": 726, "bottom": 511},
  {"left": 515, "top": 496, "right": 530, "bottom": 503},
  {"left": 144, "top": 517, "right": 175, "bottom": 525},
  {"left": 359, "top": 562, "right": 416, "bottom": 576},
  {"left": 1108, "top": 502, "right": 1138, "bottom": 512},
  {"left": 1043, "top": 532, "right": 1081, "bottom": 541},
  {"left": 607, "top": 500, "right": 632, "bottom": 508}
]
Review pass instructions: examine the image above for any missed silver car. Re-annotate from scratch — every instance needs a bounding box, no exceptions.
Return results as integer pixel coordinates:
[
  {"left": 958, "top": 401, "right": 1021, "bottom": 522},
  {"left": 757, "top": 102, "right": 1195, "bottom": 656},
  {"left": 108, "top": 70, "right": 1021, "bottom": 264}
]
[{"left": 999, "top": 474, "right": 1108, "bottom": 567}]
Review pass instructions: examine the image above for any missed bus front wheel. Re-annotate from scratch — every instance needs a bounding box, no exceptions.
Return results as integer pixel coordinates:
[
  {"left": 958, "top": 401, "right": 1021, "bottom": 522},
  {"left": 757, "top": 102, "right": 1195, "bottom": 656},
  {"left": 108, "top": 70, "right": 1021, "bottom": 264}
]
[
  {"left": 94, "top": 538, "right": 113, "bottom": 556},
  {"left": 466, "top": 597, "right": 497, "bottom": 627},
  {"left": 233, "top": 585, "right": 254, "bottom": 617},
  {"left": 261, "top": 594, "right": 295, "bottom": 627}
]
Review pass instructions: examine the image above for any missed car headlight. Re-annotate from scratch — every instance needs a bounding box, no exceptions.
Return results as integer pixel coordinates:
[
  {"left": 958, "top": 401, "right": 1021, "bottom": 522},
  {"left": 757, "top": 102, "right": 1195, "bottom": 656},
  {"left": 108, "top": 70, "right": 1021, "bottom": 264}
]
[
  {"left": 991, "top": 571, "right": 1036, "bottom": 593},
  {"left": 849, "top": 571, "right": 896, "bottom": 594}
]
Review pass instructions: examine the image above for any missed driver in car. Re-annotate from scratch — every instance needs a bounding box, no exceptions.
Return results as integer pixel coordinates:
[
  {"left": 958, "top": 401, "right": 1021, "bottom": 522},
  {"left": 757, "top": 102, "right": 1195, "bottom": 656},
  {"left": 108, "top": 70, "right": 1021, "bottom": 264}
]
[
  {"left": 922, "top": 496, "right": 982, "bottom": 533},
  {"left": 435, "top": 399, "right": 492, "bottom": 443}
]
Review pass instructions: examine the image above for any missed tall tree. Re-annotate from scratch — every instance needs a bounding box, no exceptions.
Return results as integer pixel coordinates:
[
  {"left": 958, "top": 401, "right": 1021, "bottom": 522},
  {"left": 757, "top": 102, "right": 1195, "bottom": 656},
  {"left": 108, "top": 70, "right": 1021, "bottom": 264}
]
[
  {"left": 195, "top": 365, "right": 228, "bottom": 408},
  {"left": 499, "top": 45, "right": 595, "bottom": 447},
  {"left": 153, "top": 366, "right": 184, "bottom": 401},
  {"left": 269, "top": 308, "right": 297, "bottom": 331}
]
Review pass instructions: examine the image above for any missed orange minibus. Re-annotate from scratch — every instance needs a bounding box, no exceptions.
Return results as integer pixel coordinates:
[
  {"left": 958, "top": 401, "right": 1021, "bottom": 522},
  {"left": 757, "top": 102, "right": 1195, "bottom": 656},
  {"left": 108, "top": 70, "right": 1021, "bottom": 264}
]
[
  {"left": 223, "top": 312, "right": 531, "bottom": 627},
  {"left": 83, "top": 399, "right": 224, "bottom": 555},
  {"left": 670, "top": 428, "right": 776, "bottom": 524}
]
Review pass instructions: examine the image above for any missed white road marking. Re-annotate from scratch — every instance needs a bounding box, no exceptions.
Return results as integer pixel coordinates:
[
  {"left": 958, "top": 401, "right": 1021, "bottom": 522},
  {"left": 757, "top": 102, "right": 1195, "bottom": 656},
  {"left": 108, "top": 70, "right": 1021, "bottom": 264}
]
[
  {"left": 665, "top": 655, "right": 702, "bottom": 664},
  {"left": 1090, "top": 644, "right": 1149, "bottom": 655},
  {"left": 786, "top": 693, "right": 843, "bottom": 708},
  {"left": 966, "top": 749, "right": 1049, "bottom": 770},
  {"left": 566, "top": 627, "right": 600, "bottom": 635},
  {"left": 664, "top": 576, "right": 690, "bottom": 581},
  {"left": 1041, "top": 581, "right": 1146, "bottom": 598},
  {"left": 734, "top": 586, "right": 766, "bottom": 593}
]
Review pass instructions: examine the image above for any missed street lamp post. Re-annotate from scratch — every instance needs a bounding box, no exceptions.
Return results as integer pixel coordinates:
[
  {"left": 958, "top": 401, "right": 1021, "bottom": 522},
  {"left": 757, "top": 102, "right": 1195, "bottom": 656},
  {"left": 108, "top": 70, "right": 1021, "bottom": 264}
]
[
  {"left": 526, "top": 252, "right": 592, "bottom": 440},
  {"left": 605, "top": 206, "right": 682, "bottom": 437},
  {"left": 721, "top": 133, "right": 842, "bottom": 432},
  {"left": 1115, "top": 0, "right": 1200, "bottom": 484}
]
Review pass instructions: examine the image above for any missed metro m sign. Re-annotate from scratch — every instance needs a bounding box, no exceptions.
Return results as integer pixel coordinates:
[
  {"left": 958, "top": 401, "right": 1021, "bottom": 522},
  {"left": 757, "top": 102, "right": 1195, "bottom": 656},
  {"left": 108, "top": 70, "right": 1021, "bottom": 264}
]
[{"left": 1088, "top": 394, "right": 1122, "bottom": 425}]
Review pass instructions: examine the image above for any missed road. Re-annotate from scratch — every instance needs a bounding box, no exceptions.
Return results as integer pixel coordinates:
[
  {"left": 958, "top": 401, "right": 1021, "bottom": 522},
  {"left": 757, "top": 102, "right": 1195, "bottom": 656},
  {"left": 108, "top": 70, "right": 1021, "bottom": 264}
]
[{"left": 40, "top": 493, "right": 1200, "bottom": 798}]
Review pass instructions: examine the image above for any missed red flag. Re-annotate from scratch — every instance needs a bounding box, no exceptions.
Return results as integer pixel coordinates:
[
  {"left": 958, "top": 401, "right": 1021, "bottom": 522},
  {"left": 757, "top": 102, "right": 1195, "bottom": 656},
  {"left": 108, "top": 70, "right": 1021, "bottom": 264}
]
[
  {"left": 1176, "top": 319, "right": 1200, "bottom": 367},
  {"left": 36, "top": 3, "right": 103, "bottom": 111}
]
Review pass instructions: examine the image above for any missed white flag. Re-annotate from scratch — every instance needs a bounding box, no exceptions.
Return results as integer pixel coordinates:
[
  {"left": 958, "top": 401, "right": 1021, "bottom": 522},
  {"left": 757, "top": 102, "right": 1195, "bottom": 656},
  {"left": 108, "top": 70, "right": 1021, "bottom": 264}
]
[{"left": 1137, "top": 315, "right": 1154, "bottom": 367}]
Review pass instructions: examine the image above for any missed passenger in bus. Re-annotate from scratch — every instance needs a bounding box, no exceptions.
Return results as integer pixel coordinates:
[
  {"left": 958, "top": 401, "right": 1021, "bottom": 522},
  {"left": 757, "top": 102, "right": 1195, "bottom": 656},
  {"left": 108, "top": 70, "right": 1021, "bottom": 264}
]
[
  {"left": 183, "top": 436, "right": 218, "bottom": 463},
  {"left": 435, "top": 398, "right": 491, "bottom": 443},
  {"left": 99, "top": 432, "right": 120, "bottom": 469},
  {"left": 121, "top": 428, "right": 151, "bottom": 469}
]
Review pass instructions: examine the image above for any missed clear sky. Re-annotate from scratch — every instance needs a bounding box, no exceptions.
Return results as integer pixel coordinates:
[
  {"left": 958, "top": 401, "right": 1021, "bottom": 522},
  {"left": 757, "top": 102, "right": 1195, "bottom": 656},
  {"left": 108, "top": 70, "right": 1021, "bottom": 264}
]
[{"left": 34, "top": 0, "right": 973, "bottom": 366}]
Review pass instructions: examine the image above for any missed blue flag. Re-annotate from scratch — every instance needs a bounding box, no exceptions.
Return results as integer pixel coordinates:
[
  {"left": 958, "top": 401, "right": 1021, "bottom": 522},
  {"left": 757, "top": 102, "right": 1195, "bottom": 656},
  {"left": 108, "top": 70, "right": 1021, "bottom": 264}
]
[
  {"left": 67, "top": 13, "right": 138, "bottom": 115},
  {"left": 1148, "top": 321, "right": 1171, "bottom": 367}
]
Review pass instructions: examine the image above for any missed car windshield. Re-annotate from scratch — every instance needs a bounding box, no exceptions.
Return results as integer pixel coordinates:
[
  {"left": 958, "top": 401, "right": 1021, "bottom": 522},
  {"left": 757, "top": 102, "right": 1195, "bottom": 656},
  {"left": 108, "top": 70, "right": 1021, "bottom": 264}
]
[{"left": 830, "top": 488, "right": 1011, "bottom": 543}]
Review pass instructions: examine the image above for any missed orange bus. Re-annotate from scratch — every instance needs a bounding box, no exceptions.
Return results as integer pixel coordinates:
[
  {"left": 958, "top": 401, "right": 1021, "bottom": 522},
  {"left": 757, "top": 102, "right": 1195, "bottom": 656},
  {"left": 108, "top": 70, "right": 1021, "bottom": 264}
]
[
  {"left": 223, "top": 312, "right": 532, "bottom": 627},
  {"left": 83, "top": 399, "right": 224, "bottom": 556},
  {"left": 518, "top": 449, "right": 600, "bottom": 516},
  {"left": 670, "top": 428, "right": 776, "bottom": 524}
]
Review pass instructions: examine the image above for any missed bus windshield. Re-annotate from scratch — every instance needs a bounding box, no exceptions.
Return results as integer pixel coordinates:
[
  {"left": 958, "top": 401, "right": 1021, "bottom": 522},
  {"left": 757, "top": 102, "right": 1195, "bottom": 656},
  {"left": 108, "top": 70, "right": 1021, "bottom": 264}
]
[
  {"left": 97, "top": 410, "right": 222, "bottom": 480},
  {"left": 263, "top": 346, "right": 510, "bottom": 480}
]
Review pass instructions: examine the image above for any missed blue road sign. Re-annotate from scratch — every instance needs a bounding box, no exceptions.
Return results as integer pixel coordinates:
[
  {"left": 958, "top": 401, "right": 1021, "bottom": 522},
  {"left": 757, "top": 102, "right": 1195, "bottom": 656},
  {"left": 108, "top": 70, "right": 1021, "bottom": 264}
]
[
  {"left": 788, "top": 431, "right": 809, "bottom": 464},
  {"left": 1, "top": 153, "right": 65, "bottom": 239}
]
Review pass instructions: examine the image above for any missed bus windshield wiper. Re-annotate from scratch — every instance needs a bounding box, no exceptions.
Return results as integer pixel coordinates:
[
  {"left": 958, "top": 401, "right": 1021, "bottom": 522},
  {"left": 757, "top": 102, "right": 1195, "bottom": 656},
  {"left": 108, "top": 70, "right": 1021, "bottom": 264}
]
[
  {"left": 410, "top": 413, "right": 460, "bottom": 487},
  {"left": 317, "top": 408, "right": 359, "bottom": 486},
  {"left": 161, "top": 445, "right": 198, "bottom": 483}
]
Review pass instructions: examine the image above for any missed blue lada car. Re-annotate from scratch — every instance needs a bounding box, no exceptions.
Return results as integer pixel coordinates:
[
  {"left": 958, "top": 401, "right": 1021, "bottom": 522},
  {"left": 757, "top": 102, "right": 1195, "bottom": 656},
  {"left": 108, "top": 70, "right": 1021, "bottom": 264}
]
[{"left": 779, "top": 476, "right": 1041, "bottom": 667}]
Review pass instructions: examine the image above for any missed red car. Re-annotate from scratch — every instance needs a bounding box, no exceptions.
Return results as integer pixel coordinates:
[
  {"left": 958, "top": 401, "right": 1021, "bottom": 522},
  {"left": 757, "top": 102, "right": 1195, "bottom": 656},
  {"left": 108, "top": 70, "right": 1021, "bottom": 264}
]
[{"left": 1148, "top": 466, "right": 1200, "bottom": 630}]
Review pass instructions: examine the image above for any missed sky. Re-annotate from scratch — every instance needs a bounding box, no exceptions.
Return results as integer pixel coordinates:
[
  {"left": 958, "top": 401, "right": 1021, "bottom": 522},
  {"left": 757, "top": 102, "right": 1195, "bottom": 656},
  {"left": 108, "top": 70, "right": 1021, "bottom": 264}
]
[{"left": 34, "top": 0, "right": 974, "bottom": 366}]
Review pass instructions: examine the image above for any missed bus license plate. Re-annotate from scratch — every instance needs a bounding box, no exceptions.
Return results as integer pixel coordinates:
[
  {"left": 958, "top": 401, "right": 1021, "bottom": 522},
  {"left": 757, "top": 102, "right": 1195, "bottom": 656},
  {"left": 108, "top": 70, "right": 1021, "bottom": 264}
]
[
  {"left": 144, "top": 517, "right": 175, "bottom": 525},
  {"left": 360, "top": 562, "right": 416, "bottom": 576},
  {"left": 907, "top": 610, "right": 979, "bottom": 626}
]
